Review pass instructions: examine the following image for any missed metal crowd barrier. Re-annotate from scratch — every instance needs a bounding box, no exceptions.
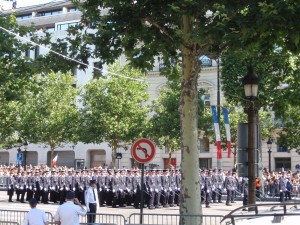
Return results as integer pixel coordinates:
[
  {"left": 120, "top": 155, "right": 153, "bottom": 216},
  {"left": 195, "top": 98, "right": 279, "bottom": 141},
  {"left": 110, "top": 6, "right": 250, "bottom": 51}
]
[
  {"left": 80, "top": 213, "right": 126, "bottom": 225},
  {"left": 0, "top": 210, "right": 54, "bottom": 225},
  {"left": 127, "top": 213, "right": 224, "bottom": 225},
  {"left": 0, "top": 222, "right": 20, "bottom": 225}
]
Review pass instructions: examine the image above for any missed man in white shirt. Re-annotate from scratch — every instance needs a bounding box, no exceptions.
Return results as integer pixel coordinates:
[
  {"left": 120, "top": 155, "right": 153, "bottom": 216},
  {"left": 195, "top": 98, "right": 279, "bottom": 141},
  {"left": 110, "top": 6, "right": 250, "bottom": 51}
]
[
  {"left": 23, "top": 198, "right": 49, "bottom": 225},
  {"left": 54, "top": 191, "right": 87, "bottom": 225},
  {"left": 85, "top": 179, "right": 99, "bottom": 224}
]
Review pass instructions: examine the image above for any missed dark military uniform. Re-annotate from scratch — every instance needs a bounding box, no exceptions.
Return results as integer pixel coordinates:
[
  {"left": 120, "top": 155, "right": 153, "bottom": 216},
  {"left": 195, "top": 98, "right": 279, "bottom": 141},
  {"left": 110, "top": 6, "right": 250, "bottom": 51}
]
[
  {"left": 154, "top": 170, "right": 162, "bottom": 208},
  {"left": 50, "top": 171, "right": 59, "bottom": 203},
  {"left": 146, "top": 171, "right": 156, "bottom": 209},
  {"left": 132, "top": 171, "right": 141, "bottom": 209},
  {"left": 41, "top": 171, "right": 50, "bottom": 204},
  {"left": 33, "top": 172, "right": 41, "bottom": 202},
  {"left": 224, "top": 172, "right": 235, "bottom": 206},
  {"left": 97, "top": 171, "right": 106, "bottom": 206},
  {"left": 161, "top": 170, "right": 170, "bottom": 208},
  {"left": 7, "top": 173, "right": 15, "bottom": 202},
  {"left": 19, "top": 172, "right": 27, "bottom": 203},
  {"left": 168, "top": 171, "right": 176, "bottom": 207},
  {"left": 26, "top": 172, "right": 34, "bottom": 201},
  {"left": 204, "top": 171, "right": 213, "bottom": 208}
]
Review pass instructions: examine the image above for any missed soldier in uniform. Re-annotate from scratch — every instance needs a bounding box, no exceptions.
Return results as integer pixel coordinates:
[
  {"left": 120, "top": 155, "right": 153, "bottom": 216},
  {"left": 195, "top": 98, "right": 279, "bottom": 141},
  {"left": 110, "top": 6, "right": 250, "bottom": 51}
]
[
  {"left": 7, "top": 171, "right": 15, "bottom": 202},
  {"left": 41, "top": 171, "right": 50, "bottom": 204},
  {"left": 97, "top": 170, "right": 106, "bottom": 206},
  {"left": 200, "top": 169, "right": 206, "bottom": 204},
  {"left": 168, "top": 170, "right": 177, "bottom": 207},
  {"left": 224, "top": 171, "right": 235, "bottom": 206},
  {"left": 118, "top": 170, "right": 127, "bottom": 207},
  {"left": 132, "top": 170, "right": 141, "bottom": 209},
  {"left": 105, "top": 169, "right": 113, "bottom": 206},
  {"left": 111, "top": 170, "right": 120, "bottom": 208},
  {"left": 26, "top": 171, "right": 34, "bottom": 201},
  {"left": 174, "top": 169, "right": 181, "bottom": 206},
  {"left": 79, "top": 170, "right": 87, "bottom": 204},
  {"left": 154, "top": 169, "right": 162, "bottom": 208},
  {"left": 50, "top": 170, "right": 59, "bottom": 203},
  {"left": 146, "top": 170, "right": 156, "bottom": 209},
  {"left": 58, "top": 170, "right": 67, "bottom": 204},
  {"left": 216, "top": 169, "right": 225, "bottom": 203},
  {"left": 15, "top": 172, "right": 22, "bottom": 202},
  {"left": 33, "top": 171, "right": 41, "bottom": 202},
  {"left": 161, "top": 169, "right": 170, "bottom": 208},
  {"left": 204, "top": 170, "right": 213, "bottom": 208},
  {"left": 19, "top": 171, "right": 27, "bottom": 203},
  {"left": 73, "top": 170, "right": 81, "bottom": 201},
  {"left": 125, "top": 170, "right": 133, "bottom": 207}
]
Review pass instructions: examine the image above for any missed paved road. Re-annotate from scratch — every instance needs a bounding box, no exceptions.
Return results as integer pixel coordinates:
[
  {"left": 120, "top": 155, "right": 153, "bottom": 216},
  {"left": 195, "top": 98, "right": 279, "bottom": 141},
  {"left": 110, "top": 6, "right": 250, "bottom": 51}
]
[
  {"left": 0, "top": 191, "right": 244, "bottom": 217},
  {"left": 0, "top": 191, "right": 297, "bottom": 225}
]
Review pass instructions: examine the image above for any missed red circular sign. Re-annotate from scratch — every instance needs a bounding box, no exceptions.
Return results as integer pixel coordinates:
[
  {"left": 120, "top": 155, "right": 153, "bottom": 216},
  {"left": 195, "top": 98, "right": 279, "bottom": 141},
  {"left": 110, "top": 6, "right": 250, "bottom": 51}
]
[{"left": 131, "top": 138, "right": 156, "bottom": 163}]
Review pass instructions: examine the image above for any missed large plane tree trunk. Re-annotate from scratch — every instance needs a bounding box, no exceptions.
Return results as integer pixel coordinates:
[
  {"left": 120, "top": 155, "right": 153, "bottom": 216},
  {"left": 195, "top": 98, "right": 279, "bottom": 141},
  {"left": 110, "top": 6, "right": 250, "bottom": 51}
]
[{"left": 179, "top": 15, "right": 202, "bottom": 225}]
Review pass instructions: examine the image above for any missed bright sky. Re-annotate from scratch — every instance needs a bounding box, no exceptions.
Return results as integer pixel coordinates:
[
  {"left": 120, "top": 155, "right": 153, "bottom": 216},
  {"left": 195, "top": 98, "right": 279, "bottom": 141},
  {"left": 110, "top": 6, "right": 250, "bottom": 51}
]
[{"left": 0, "top": 0, "right": 55, "bottom": 10}]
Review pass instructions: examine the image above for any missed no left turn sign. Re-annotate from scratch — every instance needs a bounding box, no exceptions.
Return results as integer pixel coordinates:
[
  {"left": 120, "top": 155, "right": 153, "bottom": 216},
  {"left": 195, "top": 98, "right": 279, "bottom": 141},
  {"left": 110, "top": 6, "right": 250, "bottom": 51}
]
[{"left": 131, "top": 138, "right": 156, "bottom": 163}]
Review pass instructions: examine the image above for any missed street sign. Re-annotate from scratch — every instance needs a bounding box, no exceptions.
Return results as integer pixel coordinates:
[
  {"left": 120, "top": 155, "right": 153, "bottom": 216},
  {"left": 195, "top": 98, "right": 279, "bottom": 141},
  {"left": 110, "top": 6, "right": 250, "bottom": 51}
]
[
  {"left": 16, "top": 152, "right": 23, "bottom": 166},
  {"left": 131, "top": 138, "right": 156, "bottom": 163}
]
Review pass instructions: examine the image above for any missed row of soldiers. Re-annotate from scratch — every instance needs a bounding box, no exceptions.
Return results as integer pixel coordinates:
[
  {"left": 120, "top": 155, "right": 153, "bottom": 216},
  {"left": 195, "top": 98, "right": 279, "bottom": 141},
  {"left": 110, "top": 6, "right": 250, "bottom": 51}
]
[
  {"left": 6, "top": 168, "right": 182, "bottom": 209},
  {"left": 6, "top": 167, "right": 250, "bottom": 209}
]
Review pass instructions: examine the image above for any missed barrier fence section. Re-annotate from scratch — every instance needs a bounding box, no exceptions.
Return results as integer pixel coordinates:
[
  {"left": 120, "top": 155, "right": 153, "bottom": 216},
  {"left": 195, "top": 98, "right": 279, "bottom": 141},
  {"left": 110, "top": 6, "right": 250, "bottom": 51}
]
[
  {"left": 80, "top": 213, "right": 126, "bottom": 225},
  {"left": 0, "top": 222, "right": 19, "bottom": 225},
  {"left": 127, "top": 213, "right": 225, "bottom": 225},
  {"left": 0, "top": 210, "right": 53, "bottom": 225}
]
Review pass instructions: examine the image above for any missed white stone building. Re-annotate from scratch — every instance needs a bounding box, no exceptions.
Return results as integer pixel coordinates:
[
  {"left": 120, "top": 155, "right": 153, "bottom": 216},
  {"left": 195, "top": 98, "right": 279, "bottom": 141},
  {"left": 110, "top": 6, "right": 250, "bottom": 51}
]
[{"left": 0, "top": 0, "right": 299, "bottom": 172}]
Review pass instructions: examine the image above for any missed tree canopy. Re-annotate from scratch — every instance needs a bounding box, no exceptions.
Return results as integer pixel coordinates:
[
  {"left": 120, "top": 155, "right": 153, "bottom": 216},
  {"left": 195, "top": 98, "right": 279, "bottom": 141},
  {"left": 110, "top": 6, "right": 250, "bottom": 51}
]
[
  {"left": 16, "top": 71, "right": 80, "bottom": 164},
  {"left": 79, "top": 62, "right": 149, "bottom": 168}
]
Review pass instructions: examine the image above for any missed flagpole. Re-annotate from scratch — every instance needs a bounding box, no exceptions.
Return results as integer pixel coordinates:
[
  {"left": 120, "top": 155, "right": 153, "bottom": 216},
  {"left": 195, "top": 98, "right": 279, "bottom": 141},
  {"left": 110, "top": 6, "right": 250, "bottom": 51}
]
[{"left": 217, "top": 59, "right": 222, "bottom": 170}]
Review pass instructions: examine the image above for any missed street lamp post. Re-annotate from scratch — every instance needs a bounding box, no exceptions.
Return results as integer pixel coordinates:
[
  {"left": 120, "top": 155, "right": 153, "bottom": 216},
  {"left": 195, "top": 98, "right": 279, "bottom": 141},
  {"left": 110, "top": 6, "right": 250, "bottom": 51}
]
[
  {"left": 267, "top": 138, "right": 272, "bottom": 172},
  {"left": 243, "top": 65, "right": 259, "bottom": 208},
  {"left": 24, "top": 140, "right": 29, "bottom": 169}
]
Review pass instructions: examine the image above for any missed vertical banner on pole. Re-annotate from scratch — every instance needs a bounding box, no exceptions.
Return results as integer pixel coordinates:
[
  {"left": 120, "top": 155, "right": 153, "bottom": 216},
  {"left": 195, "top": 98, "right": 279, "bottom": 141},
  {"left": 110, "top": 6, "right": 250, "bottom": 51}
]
[
  {"left": 211, "top": 106, "right": 222, "bottom": 159},
  {"left": 222, "top": 107, "right": 232, "bottom": 158}
]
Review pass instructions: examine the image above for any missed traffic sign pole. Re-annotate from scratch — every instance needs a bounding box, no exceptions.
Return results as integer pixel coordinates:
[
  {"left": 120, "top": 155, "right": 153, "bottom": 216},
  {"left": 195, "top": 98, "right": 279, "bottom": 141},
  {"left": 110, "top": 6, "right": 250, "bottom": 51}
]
[
  {"left": 140, "top": 163, "right": 144, "bottom": 224},
  {"left": 131, "top": 138, "right": 156, "bottom": 222}
]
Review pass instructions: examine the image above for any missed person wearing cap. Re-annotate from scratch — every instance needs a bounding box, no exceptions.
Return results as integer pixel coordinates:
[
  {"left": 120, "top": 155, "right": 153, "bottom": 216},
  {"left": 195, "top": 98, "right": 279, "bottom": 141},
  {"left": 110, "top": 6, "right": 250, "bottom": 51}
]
[
  {"left": 7, "top": 171, "right": 15, "bottom": 202},
  {"left": 85, "top": 180, "right": 99, "bottom": 223},
  {"left": 224, "top": 170, "right": 237, "bottom": 206},
  {"left": 204, "top": 170, "right": 213, "bottom": 208},
  {"left": 54, "top": 191, "right": 86, "bottom": 225},
  {"left": 23, "top": 198, "right": 48, "bottom": 225}
]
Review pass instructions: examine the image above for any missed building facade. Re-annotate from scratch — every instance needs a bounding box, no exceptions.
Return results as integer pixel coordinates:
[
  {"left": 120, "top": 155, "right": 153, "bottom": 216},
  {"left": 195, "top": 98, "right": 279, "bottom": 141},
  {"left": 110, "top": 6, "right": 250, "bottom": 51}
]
[{"left": 0, "top": 0, "right": 299, "bottom": 172}]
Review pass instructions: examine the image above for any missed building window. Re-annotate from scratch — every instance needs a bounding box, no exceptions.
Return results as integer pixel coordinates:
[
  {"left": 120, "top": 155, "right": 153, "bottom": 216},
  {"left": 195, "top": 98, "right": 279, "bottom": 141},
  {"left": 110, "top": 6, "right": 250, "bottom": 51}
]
[
  {"left": 68, "top": 7, "right": 79, "bottom": 12},
  {"left": 199, "top": 158, "right": 212, "bottom": 169},
  {"left": 34, "top": 46, "right": 40, "bottom": 59},
  {"left": 16, "top": 14, "right": 32, "bottom": 21},
  {"left": 56, "top": 22, "right": 79, "bottom": 31},
  {"left": 45, "top": 27, "right": 55, "bottom": 32},
  {"left": 39, "top": 10, "right": 63, "bottom": 17},
  {"left": 25, "top": 49, "right": 30, "bottom": 58},
  {"left": 275, "top": 158, "right": 291, "bottom": 171}
]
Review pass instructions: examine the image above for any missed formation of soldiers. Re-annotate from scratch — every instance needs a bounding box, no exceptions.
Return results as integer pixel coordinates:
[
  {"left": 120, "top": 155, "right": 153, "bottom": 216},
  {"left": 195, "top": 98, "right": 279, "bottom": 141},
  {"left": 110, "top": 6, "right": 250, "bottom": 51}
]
[
  {"left": 5, "top": 166, "right": 299, "bottom": 209},
  {"left": 5, "top": 168, "right": 182, "bottom": 209}
]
